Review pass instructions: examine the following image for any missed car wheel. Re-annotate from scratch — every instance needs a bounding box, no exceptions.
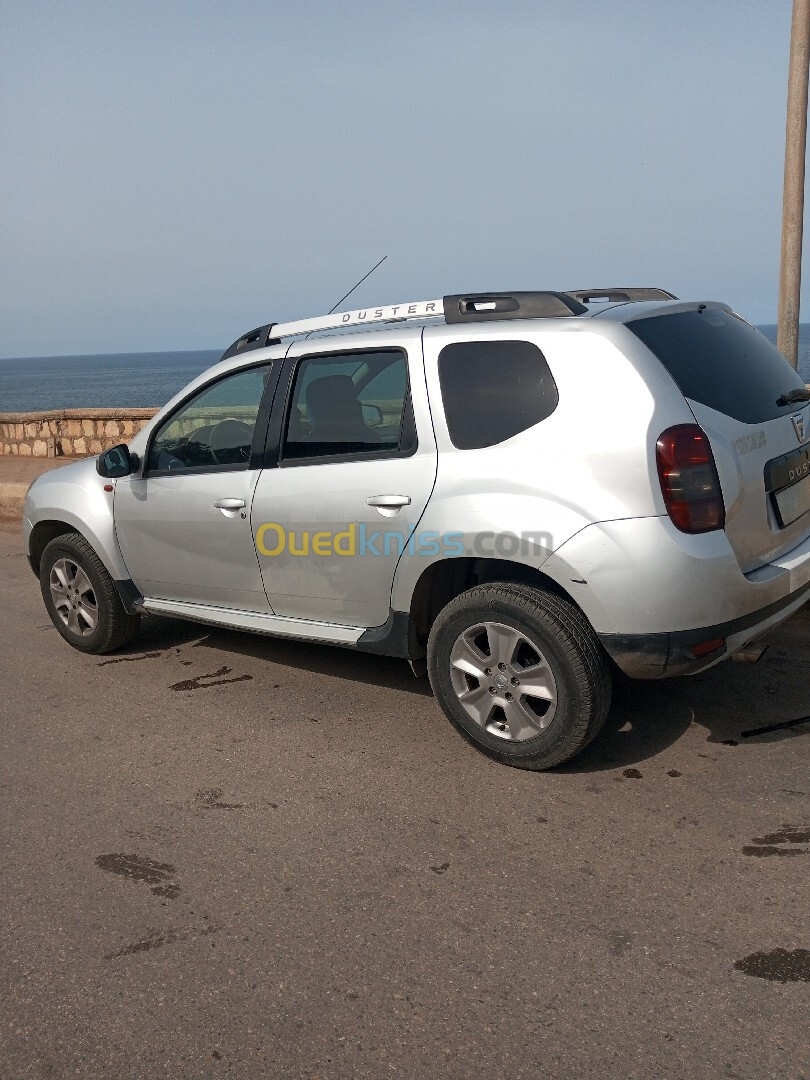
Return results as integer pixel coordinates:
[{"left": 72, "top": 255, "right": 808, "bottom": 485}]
[
  {"left": 427, "top": 582, "right": 611, "bottom": 770},
  {"left": 40, "top": 532, "right": 140, "bottom": 654}
]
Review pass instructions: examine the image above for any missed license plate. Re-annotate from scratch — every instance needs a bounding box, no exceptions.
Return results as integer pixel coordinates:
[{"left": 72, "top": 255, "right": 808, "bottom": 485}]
[{"left": 774, "top": 472, "right": 810, "bottom": 527}]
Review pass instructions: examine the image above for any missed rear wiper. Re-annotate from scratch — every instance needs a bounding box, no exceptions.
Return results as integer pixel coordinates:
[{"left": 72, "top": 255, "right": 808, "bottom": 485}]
[{"left": 776, "top": 387, "right": 810, "bottom": 406}]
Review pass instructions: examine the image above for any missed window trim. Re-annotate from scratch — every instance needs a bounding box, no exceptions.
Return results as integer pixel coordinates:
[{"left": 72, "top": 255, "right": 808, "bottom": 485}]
[
  {"left": 268, "top": 346, "right": 418, "bottom": 470},
  {"left": 143, "top": 360, "right": 279, "bottom": 478}
]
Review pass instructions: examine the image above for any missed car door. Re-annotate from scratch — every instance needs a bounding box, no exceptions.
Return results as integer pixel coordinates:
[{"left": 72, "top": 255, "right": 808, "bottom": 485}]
[
  {"left": 250, "top": 336, "right": 437, "bottom": 627},
  {"left": 113, "top": 360, "right": 279, "bottom": 610}
]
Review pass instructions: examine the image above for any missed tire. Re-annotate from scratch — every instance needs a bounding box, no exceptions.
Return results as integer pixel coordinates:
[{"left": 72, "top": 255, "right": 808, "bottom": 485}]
[
  {"left": 40, "top": 532, "right": 141, "bottom": 654},
  {"left": 427, "top": 582, "right": 611, "bottom": 770}
]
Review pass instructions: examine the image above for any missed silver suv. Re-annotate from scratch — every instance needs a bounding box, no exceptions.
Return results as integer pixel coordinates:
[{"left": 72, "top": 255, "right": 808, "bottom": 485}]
[{"left": 23, "top": 289, "right": 810, "bottom": 770}]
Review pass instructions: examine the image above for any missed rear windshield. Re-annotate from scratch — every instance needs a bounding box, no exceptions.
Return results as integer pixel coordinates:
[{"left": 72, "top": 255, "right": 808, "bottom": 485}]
[{"left": 627, "top": 308, "right": 807, "bottom": 424}]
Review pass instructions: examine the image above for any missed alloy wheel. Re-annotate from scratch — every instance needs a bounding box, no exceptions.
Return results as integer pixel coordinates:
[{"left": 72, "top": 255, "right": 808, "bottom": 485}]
[
  {"left": 448, "top": 620, "right": 558, "bottom": 741},
  {"left": 49, "top": 558, "right": 98, "bottom": 638}
]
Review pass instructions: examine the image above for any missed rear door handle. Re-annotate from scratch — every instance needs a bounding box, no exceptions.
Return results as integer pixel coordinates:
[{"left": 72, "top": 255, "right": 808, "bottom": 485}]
[
  {"left": 366, "top": 495, "right": 411, "bottom": 508},
  {"left": 367, "top": 494, "right": 411, "bottom": 518}
]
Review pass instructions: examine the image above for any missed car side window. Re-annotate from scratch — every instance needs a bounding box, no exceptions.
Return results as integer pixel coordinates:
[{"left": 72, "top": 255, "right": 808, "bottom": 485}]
[
  {"left": 147, "top": 364, "right": 272, "bottom": 473},
  {"left": 438, "top": 340, "right": 559, "bottom": 450},
  {"left": 282, "top": 349, "right": 412, "bottom": 462}
]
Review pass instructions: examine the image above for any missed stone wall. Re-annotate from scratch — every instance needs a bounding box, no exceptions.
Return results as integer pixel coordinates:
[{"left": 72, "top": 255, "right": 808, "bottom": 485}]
[{"left": 0, "top": 409, "right": 158, "bottom": 458}]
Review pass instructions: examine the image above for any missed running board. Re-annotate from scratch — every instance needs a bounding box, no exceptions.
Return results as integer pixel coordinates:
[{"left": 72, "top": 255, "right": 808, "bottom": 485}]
[{"left": 142, "top": 597, "right": 364, "bottom": 645}]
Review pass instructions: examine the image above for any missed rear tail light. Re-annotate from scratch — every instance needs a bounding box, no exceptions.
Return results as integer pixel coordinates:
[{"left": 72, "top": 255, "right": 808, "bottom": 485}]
[{"left": 656, "top": 425, "right": 725, "bottom": 533}]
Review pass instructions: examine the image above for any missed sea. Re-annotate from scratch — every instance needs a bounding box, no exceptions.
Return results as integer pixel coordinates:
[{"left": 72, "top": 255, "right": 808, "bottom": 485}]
[{"left": 0, "top": 325, "right": 808, "bottom": 413}]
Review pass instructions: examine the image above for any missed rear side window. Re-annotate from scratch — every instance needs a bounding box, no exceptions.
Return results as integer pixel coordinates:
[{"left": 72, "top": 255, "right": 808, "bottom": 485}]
[
  {"left": 628, "top": 309, "right": 806, "bottom": 424},
  {"left": 438, "top": 340, "right": 558, "bottom": 450}
]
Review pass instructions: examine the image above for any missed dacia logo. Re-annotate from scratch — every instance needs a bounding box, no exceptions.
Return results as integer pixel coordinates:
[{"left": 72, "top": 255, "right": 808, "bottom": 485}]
[
  {"left": 793, "top": 412, "right": 807, "bottom": 444},
  {"left": 733, "top": 432, "right": 766, "bottom": 455}
]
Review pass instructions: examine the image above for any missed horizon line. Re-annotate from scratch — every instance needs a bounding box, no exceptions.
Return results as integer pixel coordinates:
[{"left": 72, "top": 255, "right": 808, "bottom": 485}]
[{"left": 0, "top": 319, "right": 804, "bottom": 363}]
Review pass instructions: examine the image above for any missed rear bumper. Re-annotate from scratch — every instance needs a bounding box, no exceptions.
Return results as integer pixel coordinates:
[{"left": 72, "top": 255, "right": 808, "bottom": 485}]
[
  {"left": 541, "top": 515, "right": 810, "bottom": 679},
  {"left": 599, "top": 577, "right": 810, "bottom": 678}
]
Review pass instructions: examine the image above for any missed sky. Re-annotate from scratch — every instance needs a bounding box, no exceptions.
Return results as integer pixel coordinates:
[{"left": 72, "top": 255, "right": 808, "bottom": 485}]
[{"left": 0, "top": 0, "right": 806, "bottom": 357}]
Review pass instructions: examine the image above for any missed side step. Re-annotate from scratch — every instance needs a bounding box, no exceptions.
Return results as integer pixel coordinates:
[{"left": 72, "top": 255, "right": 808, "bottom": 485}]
[{"left": 142, "top": 597, "right": 364, "bottom": 645}]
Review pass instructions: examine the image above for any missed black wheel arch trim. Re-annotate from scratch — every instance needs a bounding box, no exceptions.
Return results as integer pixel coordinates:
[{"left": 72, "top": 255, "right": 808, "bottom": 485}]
[
  {"left": 355, "top": 610, "right": 415, "bottom": 658},
  {"left": 28, "top": 523, "right": 144, "bottom": 615}
]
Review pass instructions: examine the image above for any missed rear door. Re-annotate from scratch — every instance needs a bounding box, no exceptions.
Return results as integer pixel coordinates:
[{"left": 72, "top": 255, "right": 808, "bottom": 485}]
[
  {"left": 250, "top": 334, "right": 437, "bottom": 627},
  {"left": 628, "top": 306, "right": 810, "bottom": 572}
]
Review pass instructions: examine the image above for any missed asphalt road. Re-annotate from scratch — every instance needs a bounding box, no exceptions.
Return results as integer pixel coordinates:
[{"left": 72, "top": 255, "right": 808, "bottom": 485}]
[{"left": 1, "top": 519, "right": 808, "bottom": 1079}]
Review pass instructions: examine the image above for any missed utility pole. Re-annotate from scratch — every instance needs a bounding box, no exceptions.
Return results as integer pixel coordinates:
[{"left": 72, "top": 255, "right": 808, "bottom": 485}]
[{"left": 777, "top": 0, "right": 810, "bottom": 370}]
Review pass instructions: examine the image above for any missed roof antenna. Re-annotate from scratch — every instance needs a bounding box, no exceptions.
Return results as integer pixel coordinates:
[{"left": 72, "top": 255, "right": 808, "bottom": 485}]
[{"left": 304, "top": 255, "right": 388, "bottom": 338}]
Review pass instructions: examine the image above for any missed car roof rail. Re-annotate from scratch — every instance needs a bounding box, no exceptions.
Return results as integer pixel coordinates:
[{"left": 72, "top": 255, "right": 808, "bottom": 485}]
[
  {"left": 565, "top": 287, "right": 678, "bottom": 303},
  {"left": 220, "top": 299, "right": 447, "bottom": 359},
  {"left": 220, "top": 291, "right": 595, "bottom": 358},
  {"left": 221, "top": 323, "right": 278, "bottom": 361}
]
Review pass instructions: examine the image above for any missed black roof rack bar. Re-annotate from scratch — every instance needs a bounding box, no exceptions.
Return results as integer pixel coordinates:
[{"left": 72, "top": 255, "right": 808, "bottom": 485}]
[
  {"left": 221, "top": 322, "right": 277, "bottom": 361},
  {"left": 565, "top": 287, "right": 678, "bottom": 303},
  {"left": 445, "top": 291, "right": 587, "bottom": 321}
]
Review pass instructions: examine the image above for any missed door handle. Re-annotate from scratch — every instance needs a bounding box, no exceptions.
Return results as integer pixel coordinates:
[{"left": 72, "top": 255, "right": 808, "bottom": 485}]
[
  {"left": 366, "top": 495, "right": 411, "bottom": 508},
  {"left": 213, "top": 498, "right": 246, "bottom": 511},
  {"left": 367, "top": 494, "right": 411, "bottom": 518}
]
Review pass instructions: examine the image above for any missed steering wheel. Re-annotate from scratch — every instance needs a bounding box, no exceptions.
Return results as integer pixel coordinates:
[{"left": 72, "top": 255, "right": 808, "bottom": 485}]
[{"left": 209, "top": 419, "right": 253, "bottom": 465}]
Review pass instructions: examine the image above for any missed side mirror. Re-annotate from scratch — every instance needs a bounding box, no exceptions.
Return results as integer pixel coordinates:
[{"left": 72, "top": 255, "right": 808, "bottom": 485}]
[
  {"left": 362, "top": 403, "right": 384, "bottom": 428},
  {"left": 96, "top": 444, "right": 139, "bottom": 478}
]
